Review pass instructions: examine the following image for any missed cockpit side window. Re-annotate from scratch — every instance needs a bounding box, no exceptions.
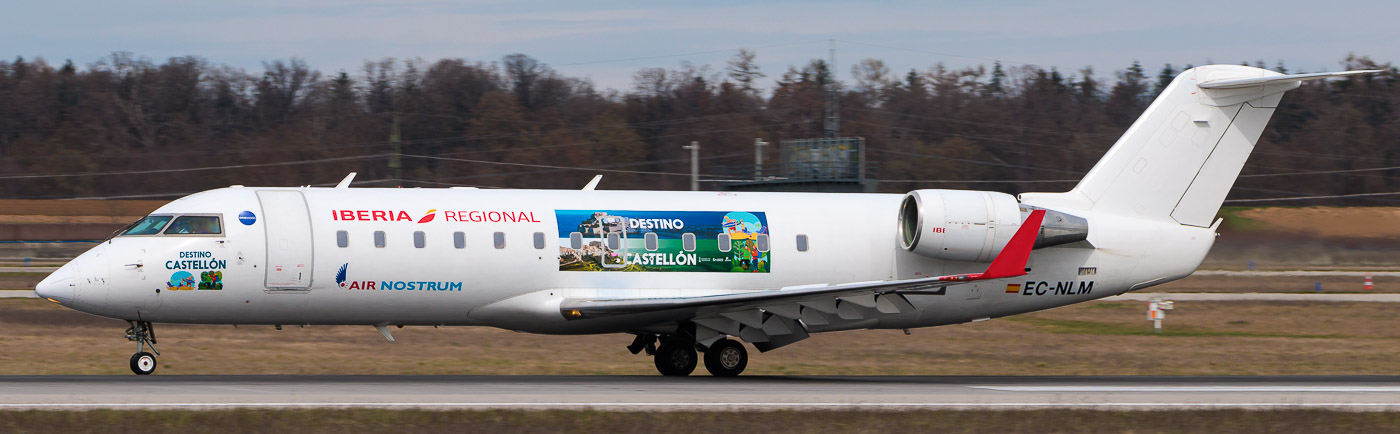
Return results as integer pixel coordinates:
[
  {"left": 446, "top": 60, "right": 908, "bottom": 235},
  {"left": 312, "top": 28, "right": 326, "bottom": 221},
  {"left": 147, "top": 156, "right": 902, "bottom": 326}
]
[
  {"left": 164, "top": 215, "right": 223, "bottom": 235},
  {"left": 120, "top": 215, "right": 173, "bottom": 236}
]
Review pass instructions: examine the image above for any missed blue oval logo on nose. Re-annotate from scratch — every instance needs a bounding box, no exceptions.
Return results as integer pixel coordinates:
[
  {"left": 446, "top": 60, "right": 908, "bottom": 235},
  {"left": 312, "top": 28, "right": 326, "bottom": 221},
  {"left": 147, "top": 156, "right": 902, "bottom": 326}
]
[{"left": 238, "top": 211, "right": 257, "bottom": 226}]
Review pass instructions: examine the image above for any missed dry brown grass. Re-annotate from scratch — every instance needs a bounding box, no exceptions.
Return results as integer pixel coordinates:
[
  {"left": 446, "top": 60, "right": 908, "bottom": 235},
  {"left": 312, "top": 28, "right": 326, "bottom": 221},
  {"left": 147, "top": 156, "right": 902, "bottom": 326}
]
[
  {"left": 2, "top": 298, "right": 1398, "bottom": 376},
  {"left": 1156, "top": 274, "right": 1400, "bottom": 293},
  {"left": 2, "top": 409, "right": 1399, "bottom": 434},
  {"left": 1236, "top": 207, "right": 1400, "bottom": 239}
]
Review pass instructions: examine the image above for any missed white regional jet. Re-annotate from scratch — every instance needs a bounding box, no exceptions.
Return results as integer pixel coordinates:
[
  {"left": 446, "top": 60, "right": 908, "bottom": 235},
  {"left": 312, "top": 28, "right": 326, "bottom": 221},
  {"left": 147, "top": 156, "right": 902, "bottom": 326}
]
[{"left": 36, "top": 65, "right": 1377, "bottom": 376}]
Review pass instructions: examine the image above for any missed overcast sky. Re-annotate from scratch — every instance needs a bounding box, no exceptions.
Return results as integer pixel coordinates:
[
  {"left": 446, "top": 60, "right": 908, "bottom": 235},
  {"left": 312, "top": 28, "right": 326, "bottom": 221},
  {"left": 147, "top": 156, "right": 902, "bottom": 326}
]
[{"left": 2, "top": 1, "right": 1393, "bottom": 91}]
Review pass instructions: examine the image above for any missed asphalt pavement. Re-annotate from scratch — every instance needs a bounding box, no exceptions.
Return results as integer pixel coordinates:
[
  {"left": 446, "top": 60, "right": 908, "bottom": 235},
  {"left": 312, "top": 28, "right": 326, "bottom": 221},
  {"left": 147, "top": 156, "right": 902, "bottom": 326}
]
[{"left": 2, "top": 375, "right": 1398, "bottom": 410}]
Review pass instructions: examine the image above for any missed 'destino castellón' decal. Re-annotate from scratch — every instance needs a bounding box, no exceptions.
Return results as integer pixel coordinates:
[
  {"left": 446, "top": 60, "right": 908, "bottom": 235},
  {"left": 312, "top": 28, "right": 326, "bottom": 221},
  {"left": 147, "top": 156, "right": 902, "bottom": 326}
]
[{"left": 555, "top": 210, "right": 770, "bottom": 273}]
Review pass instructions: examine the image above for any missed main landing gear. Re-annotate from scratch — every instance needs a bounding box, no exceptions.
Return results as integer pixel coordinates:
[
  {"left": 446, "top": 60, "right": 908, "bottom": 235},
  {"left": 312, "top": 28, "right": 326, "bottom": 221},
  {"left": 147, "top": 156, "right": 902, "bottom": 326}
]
[
  {"left": 630, "top": 334, "right": 749, "bottom": 377},
  {"left": 703, "top": 339, "right": 747, "bottom": 377},
  {"left": 124, "top": 320, "right": 159, "bottom": 375}
]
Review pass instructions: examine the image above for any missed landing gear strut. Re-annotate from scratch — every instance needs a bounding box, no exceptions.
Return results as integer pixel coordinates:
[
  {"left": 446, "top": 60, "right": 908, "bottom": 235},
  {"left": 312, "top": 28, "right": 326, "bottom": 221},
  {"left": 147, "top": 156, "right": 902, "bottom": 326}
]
[{"left": 124, "top": 320, "right": 158, "bottom": 375}]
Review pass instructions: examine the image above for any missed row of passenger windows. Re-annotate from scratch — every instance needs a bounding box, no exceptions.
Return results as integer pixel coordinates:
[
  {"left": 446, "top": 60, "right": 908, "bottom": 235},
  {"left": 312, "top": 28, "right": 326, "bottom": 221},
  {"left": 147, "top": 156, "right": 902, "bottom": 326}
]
[
  {"left": 337, "top": 230, "right": 546, "bottom": 250},
  {"left": 335, "top": 230, "right": 810, "bottom": 252},
  {"left": 565, "top": 232, "right": 786, "bottom": 253}
]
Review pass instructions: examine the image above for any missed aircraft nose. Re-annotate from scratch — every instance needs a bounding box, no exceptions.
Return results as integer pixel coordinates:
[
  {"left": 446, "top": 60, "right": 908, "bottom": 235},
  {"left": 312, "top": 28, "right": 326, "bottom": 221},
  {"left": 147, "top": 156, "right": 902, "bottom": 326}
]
[{"left": 35, "top": 262, "right": 76, "bottom": 304}]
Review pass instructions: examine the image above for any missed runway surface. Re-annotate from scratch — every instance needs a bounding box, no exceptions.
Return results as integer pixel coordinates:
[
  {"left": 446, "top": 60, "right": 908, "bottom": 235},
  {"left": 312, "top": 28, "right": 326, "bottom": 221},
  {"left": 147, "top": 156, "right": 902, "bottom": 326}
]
[{"left": 4, "top": 375, "right": 1400, "bottom": 410}]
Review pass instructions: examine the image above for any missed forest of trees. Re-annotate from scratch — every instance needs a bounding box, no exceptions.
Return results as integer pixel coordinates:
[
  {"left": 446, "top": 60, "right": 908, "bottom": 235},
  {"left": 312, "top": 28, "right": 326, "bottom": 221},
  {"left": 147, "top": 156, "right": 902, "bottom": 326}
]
[{"left": 0, "top": 51, "right": 1395, "bottom": 204}]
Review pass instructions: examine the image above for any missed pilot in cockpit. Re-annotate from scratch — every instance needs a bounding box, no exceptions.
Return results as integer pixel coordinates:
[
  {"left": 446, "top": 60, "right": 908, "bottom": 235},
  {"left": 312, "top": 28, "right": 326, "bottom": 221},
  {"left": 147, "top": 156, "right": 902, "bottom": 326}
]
[{"left": 165, "top": 216, "right": 221, "bottom": 235}]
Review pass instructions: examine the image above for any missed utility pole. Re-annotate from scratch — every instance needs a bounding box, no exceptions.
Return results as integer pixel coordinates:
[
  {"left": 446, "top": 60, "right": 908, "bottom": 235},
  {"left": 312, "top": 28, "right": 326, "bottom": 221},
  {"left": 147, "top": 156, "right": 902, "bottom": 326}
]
[
  {"left": 389, "top": 112, "right": 402, "bottom": 187},
  {"left": 824, "top": 39, "right": 840, "bottom": 138},
  {"left": 683, "top": 141, "right": 699, "bottom": 191},
  {"left": 754, "top": 138, "right": 768, "bottom": 180}
]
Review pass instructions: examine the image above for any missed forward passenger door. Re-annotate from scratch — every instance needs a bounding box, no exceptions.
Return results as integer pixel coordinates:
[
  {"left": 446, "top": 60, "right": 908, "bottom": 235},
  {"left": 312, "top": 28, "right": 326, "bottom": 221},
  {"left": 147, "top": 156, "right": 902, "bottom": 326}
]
[{"left": 257, "top": 191, "right": 314, "bottom": 290}]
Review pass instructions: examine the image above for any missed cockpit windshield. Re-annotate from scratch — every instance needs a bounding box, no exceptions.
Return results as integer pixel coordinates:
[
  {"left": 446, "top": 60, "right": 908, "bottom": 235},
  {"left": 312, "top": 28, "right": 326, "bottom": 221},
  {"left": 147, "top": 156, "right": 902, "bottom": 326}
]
[
  {"left": 117, "top": 214, "right": 223, "bottom": 237},
  {"left": 165, "top": 215, "right": 222, "bottom": 235},
  {"left": 120, "top": 215, "right": 173, "bottom": 235}
]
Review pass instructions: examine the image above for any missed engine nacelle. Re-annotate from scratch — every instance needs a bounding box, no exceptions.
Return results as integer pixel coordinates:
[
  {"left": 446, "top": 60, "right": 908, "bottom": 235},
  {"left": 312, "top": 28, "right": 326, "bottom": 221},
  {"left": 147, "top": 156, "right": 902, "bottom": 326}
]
[{"left": 898, "top": 189, "right": 1023, "bottom": 262}]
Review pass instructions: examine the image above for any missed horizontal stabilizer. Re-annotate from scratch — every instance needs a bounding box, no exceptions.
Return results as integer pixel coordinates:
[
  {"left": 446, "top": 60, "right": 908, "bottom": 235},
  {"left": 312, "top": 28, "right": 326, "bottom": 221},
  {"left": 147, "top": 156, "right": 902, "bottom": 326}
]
[{"left": 1198, "top": 70, "right": 1382, "bottom": 89}]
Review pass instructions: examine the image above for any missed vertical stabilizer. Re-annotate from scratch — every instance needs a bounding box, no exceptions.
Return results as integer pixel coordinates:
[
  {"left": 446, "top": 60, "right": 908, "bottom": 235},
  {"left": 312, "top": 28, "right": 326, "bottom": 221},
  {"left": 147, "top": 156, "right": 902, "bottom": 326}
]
[{"left": 1060, "top": 65, "right": 1377, "bottom": 227}]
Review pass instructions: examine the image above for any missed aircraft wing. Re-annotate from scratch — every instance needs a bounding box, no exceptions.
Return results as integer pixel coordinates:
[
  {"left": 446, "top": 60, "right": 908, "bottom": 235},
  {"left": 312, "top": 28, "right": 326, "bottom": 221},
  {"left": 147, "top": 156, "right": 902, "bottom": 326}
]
[{"left": 558, "top": 210, "right": 1047, "bottom": 351}]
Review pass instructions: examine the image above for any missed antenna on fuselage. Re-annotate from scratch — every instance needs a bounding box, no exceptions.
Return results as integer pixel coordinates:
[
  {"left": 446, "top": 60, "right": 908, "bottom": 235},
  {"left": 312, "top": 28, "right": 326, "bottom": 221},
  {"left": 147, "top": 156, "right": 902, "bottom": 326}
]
[
  {"left": 582, "top": 174, "right": 602, "bottom": 191},
  {"left": 335, "top": 172, "right": 357, "bottom": 189}
]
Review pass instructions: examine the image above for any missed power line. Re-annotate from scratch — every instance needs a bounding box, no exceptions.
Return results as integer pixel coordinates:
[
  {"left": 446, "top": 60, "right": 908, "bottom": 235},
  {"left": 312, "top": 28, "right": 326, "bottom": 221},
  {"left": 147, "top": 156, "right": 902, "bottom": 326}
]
[
  {"left": 424, "top": 153, "right": 748, "bottom": 182},
  {"left": 0, "top": 154, "right": 387, "bottom": 180},
  {"left": 846, "top": 107, "right": 1122, "bottom": 140},
  {"left": 1241, "top": 165, "right": 1400, "bottom": 178},
  {"left": 55, "top": 179, "right": 401, "bottom": 200},
  {"left": 868, "top": 147, "right": 1086, "bottom": 174},
  {"left": 0, "top": 106, "right": 816, "bottom": 163},
  {"left": 402, "top": 154, "right": 727, "bottom": 178},
  {"left": 877, "top": 179, "right": 1079, "bottom": 184},
  {"left": 1224, "top": 191, "right": 1400, "bottom": 203}
]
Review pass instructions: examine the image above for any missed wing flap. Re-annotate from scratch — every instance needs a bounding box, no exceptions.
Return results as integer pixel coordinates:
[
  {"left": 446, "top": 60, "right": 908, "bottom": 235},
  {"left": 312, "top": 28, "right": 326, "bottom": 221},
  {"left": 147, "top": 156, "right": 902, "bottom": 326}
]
[{"left": 559, "top": 210, "right": 1046, "bottom": 322}]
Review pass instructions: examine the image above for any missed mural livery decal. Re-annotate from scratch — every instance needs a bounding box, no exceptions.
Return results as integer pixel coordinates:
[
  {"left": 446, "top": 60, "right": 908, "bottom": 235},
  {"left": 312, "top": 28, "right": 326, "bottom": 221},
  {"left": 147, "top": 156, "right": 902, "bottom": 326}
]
[
  {"left": 165, "top": 251, "right": 226, "bottom": 291},
  {"left": 556, "top": 210, "right": 770, "bottom": 273}
]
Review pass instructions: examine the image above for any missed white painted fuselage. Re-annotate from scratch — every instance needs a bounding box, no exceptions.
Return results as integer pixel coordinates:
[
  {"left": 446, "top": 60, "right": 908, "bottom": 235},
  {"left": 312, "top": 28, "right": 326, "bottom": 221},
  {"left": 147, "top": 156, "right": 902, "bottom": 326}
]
[
  {"left": 40, "top": 186, "right": 1210, "bottom": 335},
  {"left": 37, "top": 65, "right": 1371, "bottom": 356}
]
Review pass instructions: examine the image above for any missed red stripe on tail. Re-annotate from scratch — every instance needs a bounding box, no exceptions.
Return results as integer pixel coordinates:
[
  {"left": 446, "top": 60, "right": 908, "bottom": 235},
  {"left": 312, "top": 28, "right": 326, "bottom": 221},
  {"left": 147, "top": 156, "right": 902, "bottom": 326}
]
[{"left": 979, "top": 209, "right": 1046, "bottom": 279}]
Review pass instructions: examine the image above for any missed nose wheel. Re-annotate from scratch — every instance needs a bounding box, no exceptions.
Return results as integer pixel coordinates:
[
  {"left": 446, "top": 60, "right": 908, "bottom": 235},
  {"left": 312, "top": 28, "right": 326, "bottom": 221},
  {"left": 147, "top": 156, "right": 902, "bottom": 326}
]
[
  {"left": 130, "top": 352, "right": 157, "bottom": 375},
  {"left": 124, "top": 320, "right": 159, "bottom": 375}
]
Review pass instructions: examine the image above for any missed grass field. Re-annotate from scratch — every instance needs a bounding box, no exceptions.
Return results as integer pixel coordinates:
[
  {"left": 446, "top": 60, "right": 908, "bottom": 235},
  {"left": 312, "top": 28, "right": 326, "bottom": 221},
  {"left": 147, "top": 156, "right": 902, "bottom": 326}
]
[
  {"left": 3, "top": 409, "right": 1400, "bottom": 433},
  {"left": 3, "top": 297, "right": 1398, "bottom": 376},
  {"left": 1155, "top": 274, "right": 1400, "bottom": 293}
]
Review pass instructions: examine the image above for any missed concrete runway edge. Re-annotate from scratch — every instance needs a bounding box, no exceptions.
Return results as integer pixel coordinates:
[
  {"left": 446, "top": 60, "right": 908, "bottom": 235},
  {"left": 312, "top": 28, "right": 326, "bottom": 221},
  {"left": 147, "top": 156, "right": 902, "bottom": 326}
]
[{"left": 4, "top": 375, "right": 1400, "bottom": 411}]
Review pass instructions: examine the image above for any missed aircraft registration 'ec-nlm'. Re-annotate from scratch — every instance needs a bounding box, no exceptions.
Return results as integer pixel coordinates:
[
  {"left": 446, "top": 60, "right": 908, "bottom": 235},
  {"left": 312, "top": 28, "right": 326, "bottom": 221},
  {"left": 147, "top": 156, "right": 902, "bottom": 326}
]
[{"left": 36, "top": 65, "right": 1380, "bottom": 376}]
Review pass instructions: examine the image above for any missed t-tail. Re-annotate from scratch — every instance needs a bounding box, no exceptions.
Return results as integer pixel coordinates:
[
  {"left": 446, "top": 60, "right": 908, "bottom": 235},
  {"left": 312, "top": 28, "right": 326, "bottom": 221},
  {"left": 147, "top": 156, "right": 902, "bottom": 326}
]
[{"left": 1023, "top": 65, "right": 1379, "bottom": 226}]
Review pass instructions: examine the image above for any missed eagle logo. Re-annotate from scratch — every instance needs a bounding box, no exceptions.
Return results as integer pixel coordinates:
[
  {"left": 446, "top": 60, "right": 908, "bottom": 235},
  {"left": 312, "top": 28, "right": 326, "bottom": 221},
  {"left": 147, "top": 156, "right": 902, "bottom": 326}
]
[{"left": 336, "top": 263, "right": 348, "bottom": 288}]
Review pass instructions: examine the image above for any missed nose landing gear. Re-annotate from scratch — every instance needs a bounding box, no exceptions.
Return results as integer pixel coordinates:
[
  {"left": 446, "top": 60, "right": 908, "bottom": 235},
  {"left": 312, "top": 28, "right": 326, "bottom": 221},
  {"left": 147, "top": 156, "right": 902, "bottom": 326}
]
[{"left": 124, "top": 320, "right": 159, "bottom": 375}]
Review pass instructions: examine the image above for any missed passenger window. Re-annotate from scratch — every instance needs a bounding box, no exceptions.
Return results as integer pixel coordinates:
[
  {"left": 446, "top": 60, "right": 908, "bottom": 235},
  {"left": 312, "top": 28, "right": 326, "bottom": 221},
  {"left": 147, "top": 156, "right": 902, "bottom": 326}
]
[
  {"left": 337, "top": 230, "right": 349, "bottom": 248},
  {"left": 570, "top": 232, "right": 583, "bottom": 249},
  {"left": 645, "top": 233, "right": 658, "bottom": 251},
  {"left": 682, "top": 233, "right": 696, "bottom": 252},
  {"left": 606, "top": 233, "right": 621, "bottom": 250},
  {"left": 718, "top": 234, "right": 731, "bottom": 252},
  {"left": 494, "top": 232, "right": 506, "bottom": 249},
  {"left": 796, "top": 234, "right": 808, "bottom": 252},
  {"left": 454, "top": 232, "right": 466, "bottom": 249},
  {"left": 164, "top": 215, "right": 222, "bottom": 235},
  {"left": 374, "top": 231, "right": 386, "bottom": 248},
  {"left": 533, "top": 232, "right": 546, "bottom": 249},
  {"left": 414, "top": 231, "right": 426, "bottom": 248},
  {"left": 757, "top": 234, "right": 770, "bottom": 252},
  {"left": 122, "top": 215, "right": 172, "bottom": 235}
]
